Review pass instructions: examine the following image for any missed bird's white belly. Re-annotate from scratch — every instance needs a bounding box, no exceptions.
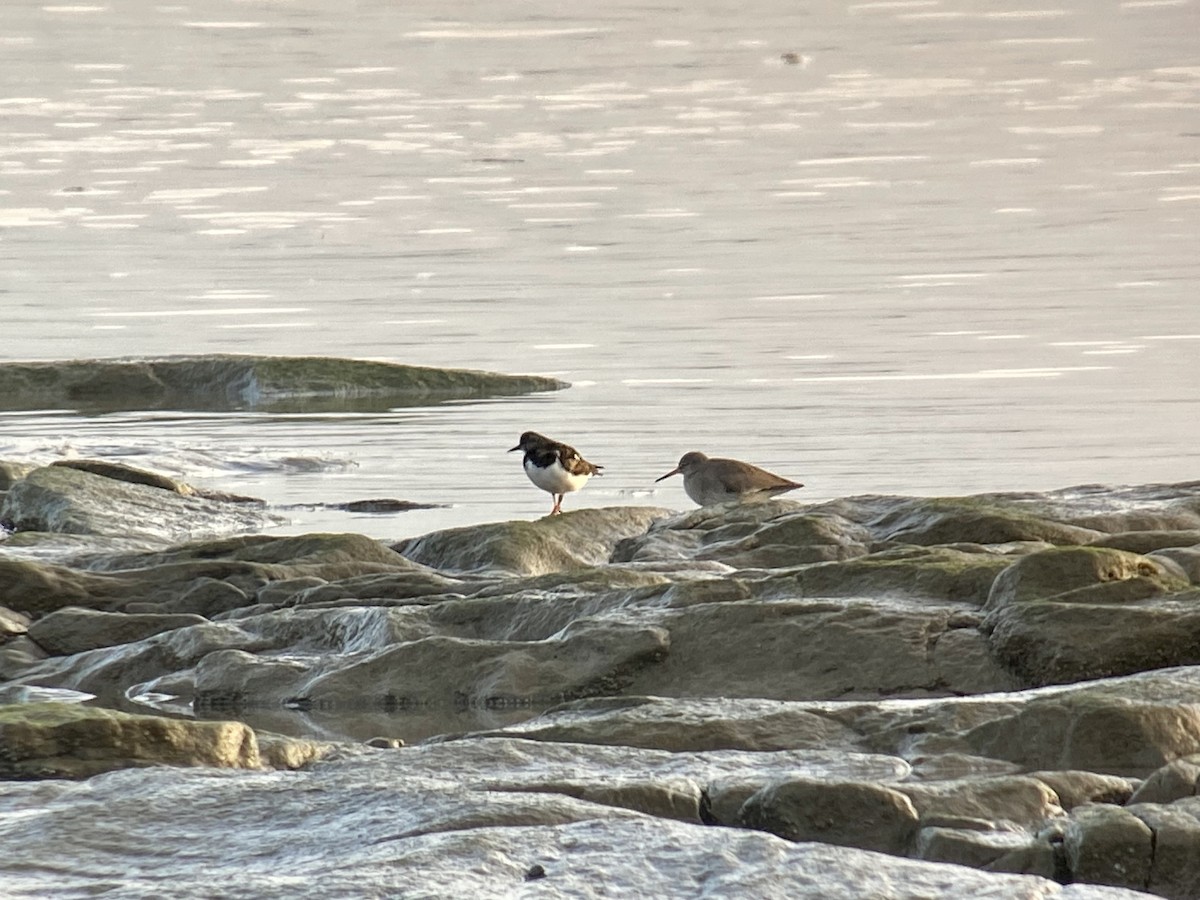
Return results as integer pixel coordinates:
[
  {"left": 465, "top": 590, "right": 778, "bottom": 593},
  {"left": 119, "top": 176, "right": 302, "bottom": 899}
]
[{"left": 525, "top": 457, "right": 591, "bottom": 495}]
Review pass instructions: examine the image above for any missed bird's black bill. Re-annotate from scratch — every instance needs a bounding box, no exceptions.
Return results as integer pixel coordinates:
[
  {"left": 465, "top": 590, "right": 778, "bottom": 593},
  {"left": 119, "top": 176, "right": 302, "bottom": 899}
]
[{"left": 654, "top": 468, "right": 681, "bottom": 483}]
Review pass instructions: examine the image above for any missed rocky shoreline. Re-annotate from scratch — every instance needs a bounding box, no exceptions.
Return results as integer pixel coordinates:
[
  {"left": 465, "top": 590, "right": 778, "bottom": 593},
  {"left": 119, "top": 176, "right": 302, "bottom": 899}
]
[{"left": 4, "top": 456, "right": 1200, "bottom": 896}]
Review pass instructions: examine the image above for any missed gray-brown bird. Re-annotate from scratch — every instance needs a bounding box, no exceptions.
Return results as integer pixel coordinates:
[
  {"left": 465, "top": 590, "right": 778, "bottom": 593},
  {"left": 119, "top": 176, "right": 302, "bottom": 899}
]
[{"left": 655, "top": 451, "right": 802, "bottom": 506}]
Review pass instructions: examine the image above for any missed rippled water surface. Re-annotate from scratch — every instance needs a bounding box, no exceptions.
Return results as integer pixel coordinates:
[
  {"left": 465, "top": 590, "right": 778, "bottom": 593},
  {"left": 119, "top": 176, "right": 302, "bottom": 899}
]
[{"left": 2, "top": 0, "right": 1198, "bottom": 538}]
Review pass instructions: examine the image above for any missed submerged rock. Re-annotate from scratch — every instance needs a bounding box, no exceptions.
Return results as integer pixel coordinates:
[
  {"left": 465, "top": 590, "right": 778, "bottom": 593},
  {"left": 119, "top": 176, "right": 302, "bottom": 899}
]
[{"left": 0, "top": 355, "right": 567, "bottom": 413}]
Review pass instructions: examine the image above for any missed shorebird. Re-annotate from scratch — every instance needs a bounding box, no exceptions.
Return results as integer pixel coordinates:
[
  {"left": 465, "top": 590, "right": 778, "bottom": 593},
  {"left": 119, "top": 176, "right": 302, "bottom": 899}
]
[
  {"left": 655, "top": 451, "right": 803, "bottom": 506},
  {"left": 509, "top": 431, "right": 603, "bottom": 516}
]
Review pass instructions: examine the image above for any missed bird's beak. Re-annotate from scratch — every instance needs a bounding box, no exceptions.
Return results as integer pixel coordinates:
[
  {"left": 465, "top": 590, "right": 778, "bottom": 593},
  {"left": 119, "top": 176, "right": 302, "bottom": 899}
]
[
  {"left": 508, "top": 444, "right": 521, "bottom": 453},
  {"left": 654, "top": 466, "right": 681, "bottom": 483}
]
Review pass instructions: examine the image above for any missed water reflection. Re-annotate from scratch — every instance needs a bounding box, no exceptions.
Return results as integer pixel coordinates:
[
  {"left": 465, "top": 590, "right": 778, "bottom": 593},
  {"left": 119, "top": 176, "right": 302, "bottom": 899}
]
[{"left": 0, "top": 0, "right": 1196, "bottom": 534}]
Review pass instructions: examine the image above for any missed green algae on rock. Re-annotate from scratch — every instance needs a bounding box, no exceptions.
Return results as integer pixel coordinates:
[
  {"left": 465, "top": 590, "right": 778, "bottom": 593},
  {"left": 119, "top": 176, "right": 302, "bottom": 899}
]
[
  {"left": 0, "top": 701, "right": 329, "bottom": 778},
  {"left": 0, "top": 355, "right": 567, "bottom": 413}
]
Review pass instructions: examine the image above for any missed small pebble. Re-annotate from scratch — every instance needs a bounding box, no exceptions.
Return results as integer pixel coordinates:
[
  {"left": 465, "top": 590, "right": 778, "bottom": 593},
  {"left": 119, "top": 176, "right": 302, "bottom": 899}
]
[
  {"left": 524, "top": 864, "right": 546, "bottom": 881},
  {"left": 365, "top": 737, "right": 405, "bottom": 749}
]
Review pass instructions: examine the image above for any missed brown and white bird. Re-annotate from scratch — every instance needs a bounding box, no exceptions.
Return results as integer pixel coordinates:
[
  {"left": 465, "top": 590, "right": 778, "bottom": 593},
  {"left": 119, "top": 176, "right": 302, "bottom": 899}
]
[
  {"left": 655, "top": 451, "right": 803, "bottom": 506},
  {"left": 509, "top": 431, "right": 603, "bottom": 515}
]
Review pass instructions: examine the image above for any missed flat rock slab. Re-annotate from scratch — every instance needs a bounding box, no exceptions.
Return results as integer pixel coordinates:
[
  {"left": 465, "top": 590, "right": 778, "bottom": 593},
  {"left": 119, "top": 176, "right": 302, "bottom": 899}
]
[{"left": 0, "top": 748, "right": 1154, "bottom": 899}]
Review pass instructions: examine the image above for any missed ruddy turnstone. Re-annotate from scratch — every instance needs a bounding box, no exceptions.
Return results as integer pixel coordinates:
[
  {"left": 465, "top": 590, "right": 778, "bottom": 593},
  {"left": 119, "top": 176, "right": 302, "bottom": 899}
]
[
  {"left": 509, "top": 431, "right": 603, "bottom": 515},
  {"left": 655, "top": 451, "right": 803, "bottom": 506}
]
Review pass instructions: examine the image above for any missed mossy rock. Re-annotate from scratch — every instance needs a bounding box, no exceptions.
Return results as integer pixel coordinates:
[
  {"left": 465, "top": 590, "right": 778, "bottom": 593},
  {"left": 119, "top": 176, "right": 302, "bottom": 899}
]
[
  {"left": 396, "top": 508, "right": 671, "bottom": 576},
  {"left": 696, "top": 514, "right": 872, "bottom": 568},
  {"left": 0, "top": 355, "right": 566, "bottom": 413},
  {"left": 986, "top": 592, "right": 1200, "bottom": 686},
  {"left": 0, "top": 460, "right": 36, "bottom": 491},
  {"left": 50, "top": 459, "right": 192, "bottom": 494},
  {"left": 985, "top": 546, "right": 1189, "bottom": 611},
  {"left": 783, "top": 546, "right": 1011, "bottom": 605},
  {"left": 0, "top": 701, "right": 329, "bottom": 779},
  {"left": 1088, "top": 530, "right": 1200, "bottom": 555},
  {"left": 871, "top": 497, "right": 1101, "bottom": 547}
]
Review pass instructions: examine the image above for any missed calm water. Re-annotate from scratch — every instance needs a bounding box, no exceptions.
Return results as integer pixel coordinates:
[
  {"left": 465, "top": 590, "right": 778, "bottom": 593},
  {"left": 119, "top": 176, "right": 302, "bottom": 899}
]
[{"left": 2, "top": 0, "right": 1198, "bottom": 540}]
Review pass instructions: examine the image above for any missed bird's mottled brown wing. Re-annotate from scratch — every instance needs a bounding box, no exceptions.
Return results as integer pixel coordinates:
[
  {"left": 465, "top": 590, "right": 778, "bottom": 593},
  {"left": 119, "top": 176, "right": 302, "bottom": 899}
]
[{"left": 558, "top": 445, "right": 603, "bottom": 477}]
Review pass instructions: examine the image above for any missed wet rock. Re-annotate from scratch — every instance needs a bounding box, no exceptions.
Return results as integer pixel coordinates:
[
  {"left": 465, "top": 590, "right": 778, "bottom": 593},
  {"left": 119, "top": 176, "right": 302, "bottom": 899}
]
[
  {"left": 740, "top": 778, "right": 920, "bottom": 854},
  {"left": 615, "top": 598, "right": 1015, "bottom": 700},
  {"left": 982, "top": 545, "right": 1200, "bottom": 685},
  {"left": 1089, "top": 530, "right": 1200, "bottom": 555},
  {"left": 779, "top": 545, "right": 1011, "bottom": 604},
  {"left": 396, "top": 507, "right": 670, "bottom": 576},
  {"left": 94, "top": 531, "right": 414, "bottom": 578},
  {"left": 1062, "top": 804, "right": 1153, "bottom": 891},
  {"left": 281, "top": 570, "right": 464, "bottom": 607},
  {"left": 1, "top": 465, "right": 279, "bottom": 542},
  {"left": 0, "top": 533, "right": 417, "bottom": 617},
  {"left": 150, "top": 578, "right": 252, "bottom": 617},
  {"left": 327, "top": 498, "right": 445, "bottom": 513},
  {"left": 27, "top": 607, "right": 208, "bottom": 656},
  {"left": 1125, "top": 803, "right": 1200, "bottom": 900},
  {"left": 0, "top": 460, "right": 36, "bottom": 491},
  {"left": 0, "top": 355, "right": 567, "bottom": 413},
  {"left": 1151, "top": 547, "right": 1200, "bottom": 584},
  {"left": 491, "top": 695, "right": 861, "bottom": 753},
  {"left": 50, "top": 459, "right": 193, "bottom": 494},
  {"left": 1127, "top": 757, "right": 1200, "bottom": 804},
  {"left": 1031, "top": 770, "right": 1135, "bottom": 809},
  {"left": 8, "top": 478, "right": 1200, "bottom": 895},
  {"left": 871, "top": 496, "right": 1102, "bottom": 547},
  {"left": 273, "top": 617, "right": 671, "bottom": 709},
  {"left": 397, "top": 737, "right": 906, "bottom": 828},
  {"left": 0, "top": 606, "right": 30, "bottom": 638},
  {"left": 915, "top": 826, "right": 1047, "bottom": 873},
  {"left": 0, "top": 756, "right": 1150, "bottom": 899},
  {"left": 986, "top": 592, "right": 1200, "bottom": 686},
  {"left": 985, "top": 546, "right": 1187, "bottom": 610},
  {"left": 694, "top": 511, "right": 872, "bottom": 567},
  {"left": 14, "top": 620, "right": 271, "bottom": 698},
  {"left": 896, "top": 775, "right": 1063, "bottom": 830},
  {"left": 0, "top": 557, "right": 135, "bottom": 616},
  {"left": 614, "top": 502, "right": 870, "bottom": 567},
  {"left": 254, "top": 576, "right": 328, "bottom": 606},
  {"left": 0, "top": 701, "right": 328, "bottom": 778},
  {"left": 965, "top": 691, "right": 1200, "bottom": 776},
  {"left": 0, "top": 636, "right": 48, "bottom": 681},
  {"left": 1038, "top": 482, "right": 1200, "bottom": 534}
]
